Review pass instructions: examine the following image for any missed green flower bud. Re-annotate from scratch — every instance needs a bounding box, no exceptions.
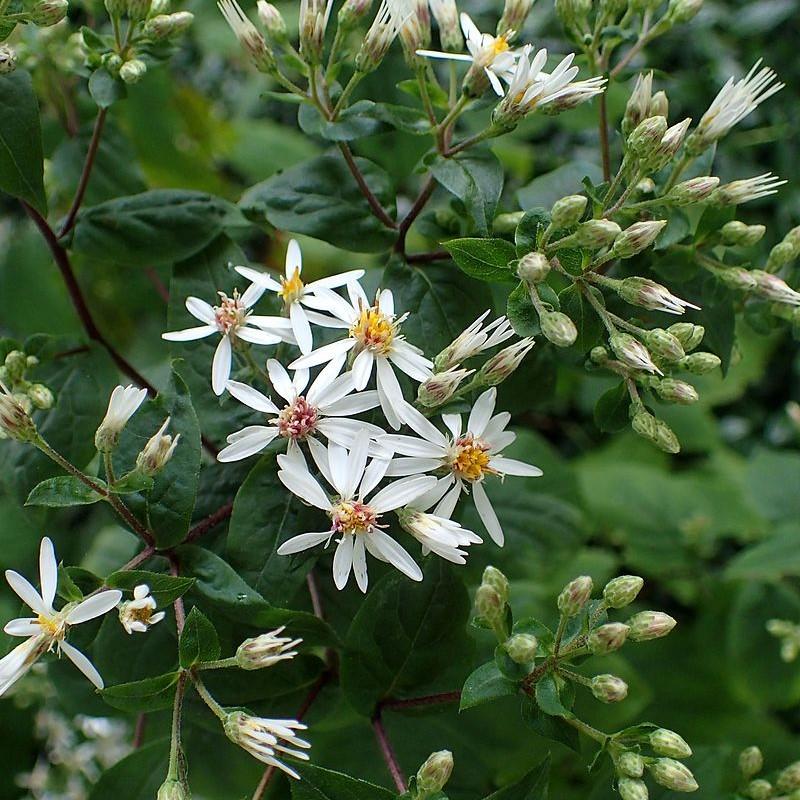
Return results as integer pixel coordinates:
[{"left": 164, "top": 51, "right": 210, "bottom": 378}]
[
  {"left": 612, "top": 220, "right": 667, "bottom": 258},
  {"left": 540, "top": 311, "right": 578, "bottom": 348},
  {"left": 150, "top": 0, "right": 169, "bottom": 13},
  {"left": 648, "top": 759, "right": 699, "bottom": 792},
  {"left": 618, "top": 751, "right": 645, "bottom": 778},
  {"left": 666, "top": 0, "right": 703, "bottom": 23},
  {"left": 627, "top": 610, "right": 676, "bottom": 641},
  {"left": 475, "top": 584, "right": 504, "bottom": 624},
  {"left": 721, "top": 220, "right": 766, "bottom": 247},
  {"left": 714, "top": 265, "right": 758, "bottom": 291},
  {"left": 416, "top": 750, "right": 454, "bottom": 797},
  {"left": 668, "top": 176, "right": 720, "bottom": 206},
  {"left": 493, "top": 211, "right": 526, "bottom": 233},
  {"left": 777, "top": 762, "right": 800, "bottom": 793},
  {"left": 558, "top": 575, "right": 593, "bottom": 617},
  {"left": 505, "top": 633, "right": 539, "bottom": 664},
  {"left": 616, "top": 277, "right": 697, "bottom": 315},
  {"left": 631, "top": 408, "right": 658, "bottom": 443},
  {"left": 679, "top": 352, "right": 721, "bottom": 375},
  {"left": 588, "top": 622, "right": 630, "bottom": 654},
  {"left": 603, "top": 575, "right": 644, "bottom": 608},
  {"left": 618, "top": 777, "right": 649, "bottom": 800},
  {"left": 648, "top": 90, "right": 669, "bottom": 118},
  {"left": 746, "top": 779, "right": 773, "bottom": 800},
  {"left": 0, "top": 45, "right": 17, "bottom": 74},
  {"left": 739, "top": 747, "right": 764, "bottom": 779},
  {"left": 610, "top": 332, "right": 659, "bottom": 373},
  {"left": 591, "top": 673, "right": 628, "bottom": 703},
  {"left": 555, "top": 0, "right": 591, "bottom": 31},
  {"left": 654, "top": 378, "right": 698, "bottom": 405},
  {"left": 256, "top": 0, "right": 288, "bottom": 43},
  {"left": 30, "top": 0, "right": 68, "bottom": 26},
  {"left": 126, "top": 0, "right": 150, "bottom": 20},
  {"left": 157, "top": 779, "right": 189, "bottom": 800},
  {"left": 518, "top": 252, "right": 551, "bottom": 284},
  {"left": 667, "top": 323, "right": 704, "bottom": 352},
  {"left": 573, "top": 219, "right": 621, "bottom": 249},
  {"left": 650, "top": 728, "right": 692, "bottom": 758},
  {"left": 119, "top": 58, "right": 147, "bottom": 84},
  {"left": 338, "top": 0, "right": 372, "bottom": 31},
  {"left": 497, "top": 0, "right": 535, "bottom": 38},
  {"left": 4, "top": 351, "right": 27, "bottom": 384},
  {"left": 590, "top": 345, "right": 609, "bottom": 364},
  {"left": 767, "top": 240, "right": 797, "bottom": 272},
  {"left": 627, "top": 115, "right": 668, "bottom": 161},
  {"left": 482, "top": 566, "right": 509, "bottom": 603},
  {"left": 0, "top": 389, "right": 38, "bottom": 443},
  {"left": 105, "top": 0, "right": 127, "bottom": 17},
  {"left": 644, "top": 328, "right": 685, "bottom": 362},
  {"left": 143, "top": 10, "right": 193, "bottom": 38},
  {"left": 28, "top": 384, "right": 54, "bottom": 410},
  {"left": 784, "top": 226, "right": 800, "bottom": 254},
  {"left": 551, "top": 194, "right": 587, "bottom": 228},
  {"left": 654, "top": 420, "right": 680, "bottom": 453},
  {"left": 624, "top": 72, "right": 653, "bottom": 136}
]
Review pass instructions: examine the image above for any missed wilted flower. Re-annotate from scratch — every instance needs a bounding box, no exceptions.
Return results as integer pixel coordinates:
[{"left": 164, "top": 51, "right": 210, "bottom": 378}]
[
  {"left": 224, "top": 711, "right": 310, "bottom": 778},
  {"left": 118, "top": 585, "right": 166, "bottom": 634},
  {"left": 435, "top": 311, "right": 514, "bottom": 371},
  {"left": 236, "top": 627, "right": 302, "bottom": 669},
  {"left": 711, "top": 173, "right": 786, "bottom": 205},
  {"left": 397, "top": 505, "right": 482, "bottom": 564}
]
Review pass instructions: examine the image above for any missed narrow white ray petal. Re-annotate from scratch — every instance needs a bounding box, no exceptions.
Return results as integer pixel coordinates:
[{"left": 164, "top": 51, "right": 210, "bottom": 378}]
[
  {"left": 433, "top": 478, "right": 461, "bottom": 518},
  {"left": 186, "top": 296, "right": 216, "bottom": 324},
  {"left": 277, "top": 531, "right": 333, "bottom": 555},
  {"left": 4, "top": 618, "right": 41, "bottom": 637},
  {"left": 307, "top": 269, "right": 366, "bottom": 291},
  {"left": 380, "top": 435, "right": 444, "bottom": 458},
  {"left": 267, "top": 359, "right": 296, "bottom": 404},
  {"left": 487, "top": 67, "right": 504, "bottom": 96},
  {"left": 241, "top": 281, "right": 267, "bottom": 308},
  {"left": 352, "top": 536, "right": 369, "bottom": 593},
  {"left": 398, "top": 402, "right": 448, "bottom": 447},
  {"left": 212, "top": 336, "right": 232, "bottom": 396},
  {"left": 5, "top": 571, "right": 45, "bottom": 615},
  {"left": 360, "top": 457, "right": 391, "bottom": 497},
  {"left": 290, "top": 302, "right": 314, "bottom": 355},
  {"left": 366, "top": 531, "right": 423, "bottom": 581},
  {"left": 226, "top": 381, "right": 280, "bottom": 413},
  {"left": 278, "top": 467, "right": 331, "bottom": 510},
  {"left": 307, "top": 360, "right": 351, "bottom": 405},
  {"left": 442, "top": 413, "right": 462, "bottom": 439},
  {"left": 227, "top": 424, "right": 276, "bottom": 443},
  {"left": 387, "top": 345, "right": 433, "bottom": 382},
  {"left": 378, "top": 289, "right": 394, "bottom": 316},
  {"left": 66, "top": 590, "right": 123, "bottom": 625},
  {"left": 351, "top": 349, "right": 375, "bottom": 391},
  {"left": 467, "top": 387, "right": 497, "bottom": 437},
  {"left": 162, "top": 325, "right": 217, "bottom": 342},
  {"left": 217, "top": 430, "right": 279, "bottom": 462},
  {"left": 472, "top": 481, "right": 503, "bottom": 546},
  {"left": 410, "top": 476, "right": 455, "bottom": 512},
  {"left": 343, "top": 432, "right": 369, "bottom": 499},
  {"left": 290, "top": 338, "right": 355, "bottom": 370},
  {"left": 319, "top": 391, "right": 381, "bottom": 416},
  {"left": 307, "top": 436, "right": 334, "bottom": 486},
  {"left": 332, "top": 536, "right": 355, "bottom": 589},
  {"left": 0, "top": 636, "right": 43, "bottom": 696},
  {"left": 292, "top": 366, "right": 311, "bottom": 396},
  {"left": 327, "top": 441, "right": 350, "bottom": 497},
  {"left": 384, "top": 456, "right": 443, "bottom": 477},
  {"left": 286, "top": 239, "right": 302, "bottom": 277},
  {"left": 306, "top": 287, "right": 357, "bottom": 323},
  {"left": 376, "top": 357, "right": 405, "bottom": 429},
  {"left": 235, "top": 266, "right": 282, "bottom": 292},
  {"left": 302, "top": 308, "right": 351, "bottom": 328},
  {"left": 39, "top": 538, "right": 57, "bottom": 614},
  {"left": 237, "top": 327, "right": 282, "bottom": 346},
  {"left": 490, "top": 455, "right": 543, "bottom": 477},
  {"left": 59, "top": 640, "right": 105, "bottom": 689},
  {"left": 316, "top": 418, "right": 385, "bottom": 448},
  {"left": 370, "top": 475, "right": 436, "bottom": 513},
  {"left": 416, "top": 48, "right": 473, "bottom": 61}
]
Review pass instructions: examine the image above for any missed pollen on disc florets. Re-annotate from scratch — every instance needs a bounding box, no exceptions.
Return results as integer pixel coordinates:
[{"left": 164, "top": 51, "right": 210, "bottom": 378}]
[
  {"left": 349, "top": 300, "right": 397, "bottom": 355},
  {"left": 449, "top": 434, "right": 495, "bottom": 482},
  {"left": 279, "top": 267, "right": 305, "bottom": 305},
  {"left": 330, "top": 500, "right": 381, "bottom": 535},
  {"left": 214, "top": 290, "right": 248, "bottom": 336},
  {"left": 37, "top": 610, "right": 68, "bottom": 645},
  {"left": 277, "top": 396, "right": 319, "bottom": 440}
]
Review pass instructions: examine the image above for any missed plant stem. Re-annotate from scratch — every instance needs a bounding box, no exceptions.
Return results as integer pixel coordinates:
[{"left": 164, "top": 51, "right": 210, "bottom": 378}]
[
  {"left": 167, "top": 672, "right": 188, "bottom": 780},
  {"left": 663, "top": 152, "right": 693, "bottom": 193},
  {"left": 381, "top": 691, "right": 461, "bottom": 710},
  {"left": 197, "top": 657, "right": 239, "bottom": 671},
  {"left": 579, "top": 280, "right": 617, "bottom": 335},
  {"left": 598, "top": 91, "right": 611, "bottom": 182},
  {"left": 372, "top": 712, "right": 406, "bottom": 793},
  {"left": 562, "top": 714, "right": 609, "bottom": 745},
  {"left": 332, "top": 71, "right": 363, "bottom": 117},
  {"left": 103, "top": 450, "right": 116, "bottom": 485},
  {"left": 395, "top": 176, "right": 436, "bottom": 256},
  {"left": 604, "top": 170, "right": 643, "bottom": 217},
  {"left": 417, "top": 66, "right": 438, "bottom": 127},
  {"left": 437, "top": 93, "right": 469, "bottom": 150},
  {"left": 553, "top": 613, "right": 569, "bottom": 656},
  {"left": 445, "top": 125, "right": 496, "bottom": 156},
  {"left": 184, "top": 501, "right": 234, "bottom": 543},
  {"left": 337, "top": 142, "right": 397, "bottom": 229},
  {"left": 191, "top": 674, "right": 227, "bottom": 721}
]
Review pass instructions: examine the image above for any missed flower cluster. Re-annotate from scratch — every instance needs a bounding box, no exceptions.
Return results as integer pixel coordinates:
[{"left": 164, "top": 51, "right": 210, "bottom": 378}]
[
  {"left": 734, "top": 746, "right": 800, "bottom": 800},
  {"left": 166, "top": 240, "right": 540, "bottom": 592}
]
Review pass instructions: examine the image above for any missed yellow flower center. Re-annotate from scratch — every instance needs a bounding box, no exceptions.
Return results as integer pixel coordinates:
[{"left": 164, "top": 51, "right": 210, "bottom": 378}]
[
  {"left": 492, "top": 35, "right": 509, "bottom": 55},
  {"left": 279, "top": 267, "right": 305, "bottom": 305},
  {"left": 350, "top": 306, "right": 395, "bottom": 354},
  {"left": 330, "top": 500, "right": 379, "bottom": 535},
  {"left": 451, "top": 434, "right": 494, "bottom": 482},
  {"left": 37, "top": 613, "right": 66, "bottom": 641}
]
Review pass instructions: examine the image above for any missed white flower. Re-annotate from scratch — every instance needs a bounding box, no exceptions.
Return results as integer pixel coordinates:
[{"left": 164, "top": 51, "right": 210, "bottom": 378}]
[
  {"left": 218, "top": 0, "right": 271, "bottom": 68},
  {"left": 95, "top": 385, "right": 148, "bottom": 450},
  {"left": 711, "top": 172, "right": 787, "bottom": 205},
  {"left": 289, "top": 286, "right": 433, "bottom": 430},
  {"left": 162, "top": 287, "right": 292, "bottom": 396},
  {"left": 692, "top": 60, "right": 783, "bottom": 147},
  {"left": 118, "top": 585, "right": 165, "bottom": 635},
  {"left": 436, "top": 310, "right": 515, "bottom": 370},
  {"left": 276, "top": 433, "right": 436, "bottom": 592},
  {"left": 236, "top": 627, "right": 302, "bottom": 669},
  {"left": 224, "top": 711, "right": 310, "bottom": 779},
  {"left": 751, "top": 271, "right": 800, "bottom": 306},
  {"left": 417, "top": 12, "right": 517, "bottom": 95},
  {"left": 388, "top": 0, "right": 430, "bottom": 53},
  {"left": 381, "top": 389, "right": 542, "bottom": 545},
  {"left": 1, "top": 538, "right": 122, "bottom": 695},
  {"left": 235, "top": 239, "right": 365, "bottom": 355},
  {"left": 218, "top": 359, "right": 385, "bottom": 462},
  {"left": 135, "top": 417, "right": 180, "bottom": 476}
]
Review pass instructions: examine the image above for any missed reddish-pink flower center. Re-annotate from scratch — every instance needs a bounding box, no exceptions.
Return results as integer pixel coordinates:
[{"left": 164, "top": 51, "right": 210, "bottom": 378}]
[
  {"left": 214, "top": 292, "right": 248, "bottom": 336},
  {"left": 330, "top": 500, "right": 379, "bottom": 535},
  {"left": 277, "top": 396, "right": 319, "bottom": 440}
]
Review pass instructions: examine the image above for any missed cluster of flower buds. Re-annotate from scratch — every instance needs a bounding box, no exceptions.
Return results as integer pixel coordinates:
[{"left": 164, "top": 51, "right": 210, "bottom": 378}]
[
  {"left": 411, "top": 750, "right": 455, "bottom": 799},
  {"left": 0, "top": 0, "right": 68, "bottom": 61},
  {"left": 473, "top": 565, "right": 511, "bottom": 641},
  {"left": 417, "top": 312, "right": 534, "bottom": 408},
  {"left": 766, "top": 618, "right": 800, "bottom": 663},
  {"left": 0, "top": 349, "right": 55, "bottom": 425},
  {"left": 733, "top": 746, "right": 800, "bottom": 800}
]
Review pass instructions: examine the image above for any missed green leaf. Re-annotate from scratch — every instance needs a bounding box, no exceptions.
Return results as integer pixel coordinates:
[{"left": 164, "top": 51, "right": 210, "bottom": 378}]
[
  {"left": 111, "top": 471, "right": 154, "bottom": 494},
  {"left": 341, "top": 558, "right": 473, "bottom": 715},
  {"left": 291, "top": 762, "right": 395, "bottom": 800},
  {"left": 444, "top": 238, "right": 518, "bottom": 283},
  {"left": 460, "top": 661, "right": 519, "bottom": 711},
  {"left": 58, "top": 565, "right": 85, "bottom": 602},
  {"left": 102, "top": 672, "right": 180, "bottom": 713},
  {"left": 696, "top": 276, "right": 735, "bottom": 373},
  {"left": 298, "top": 100, "right": 386, "bottom": 141},
  {"left": 594, "top": 382, "right": 630, "bottom": 434},
  {"left": 725, "top": 524, "right": 800, "bottom": 581},
  {"left": 520, "top": 694, "right": 580, "bottom": 752},
  {"left": 88, "top": 68, "right": 127, "bottom": 109},
  {"left": 483, "top": 756, "right": 550, "bottom": 799},
  {"left": 179, "top": 606, "right": 220, "bottom": 668},
  {"left": 535, "top": 674, "right": 571, "bottom": 716},
  {"left": 517, "top": 161, "right": 602, "bottom": 210},
  {"left": 88, "top": 740, "right": 168, "bottom": 800},
  {"left": 0, "top": 70, "right": 47, "bottom": 214},
  {"left": 745, "top": 448, "right": 800, "bottom": 523},
  {"left": 25, "top": 475, "right": 105, "bottom": 507},
  {"left": 430, "top": 149, "right": 504, "bottom": 235},
  {"left": 105, "top": 570, "right": 195, "bottom": 605},
  {"left": 507, "top": 281, "right": 539, "bottom": 337},
  {"left": 241, "top": 153, "right": 397, "bottom": 253},
  {"left": 559, "top": 284, "right": 604, "bottom": 353},
  {"left": 71, "top": 190, "right": 247, "bottom": 267},
  {"left": 515, "top": 208, "right": 550, "bottom": 255}
]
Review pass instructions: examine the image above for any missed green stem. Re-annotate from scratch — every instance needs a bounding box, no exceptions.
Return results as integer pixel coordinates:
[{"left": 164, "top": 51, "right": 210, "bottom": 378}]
[
  {"left": 578, "top": 280, "right": 617, "bottom": 335},
  {"left": 192, "top": 674, "right": 228, "bottom": 722},
  {"left": 663, "top": 152, "right": 693, "bottom": 193},
  {"left": 36, "top": 439, "right": 107, "bottom": 496},
  {"left": 553, "top": 613, "right": 569, "bottom": 655},
  {"left": 604, "top": 169, "right": 643, "bottom": 217},
  {"left": 446, "top": 125, "right": 498, "bottom": 157},
  {"left": 562, "top": 714, "right": 609, "bottom": 745},
  {"left": 332, "top": 71, "right": 364, "bottom": 117},
  {"left": 197, "top": 657, "right": 239, "bottom": 671},
  {"left": 167, "top": 672, "right": 187, "bottom": 781},
  {"left": 103, "top": 450, "right": 116, "bottom": 486},
  {"left": 417, "top": 67, "right": 438, "bottom": 127},
  {"left": 558, "top": 665, "right": 592, "bottom": 687}
]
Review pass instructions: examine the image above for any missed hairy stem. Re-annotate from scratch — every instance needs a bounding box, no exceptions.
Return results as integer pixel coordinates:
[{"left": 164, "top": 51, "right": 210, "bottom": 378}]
[{"left": 167, "top": 672, "right": 188, "bottom": 780}]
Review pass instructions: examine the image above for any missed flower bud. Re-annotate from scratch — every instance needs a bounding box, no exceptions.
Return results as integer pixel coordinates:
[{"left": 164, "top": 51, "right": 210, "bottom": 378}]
[
  {"left": 644, "top": 328, "right": 685, "bottom": 362},
  {"left": 135, "top": 417, "right": 179, "bottom": 476},
  {"left": 666, "top": 0, "right": 703, "bottom": 23},
  {"left": 612, "top": 221, "right": 666, "bottom": 258},
  {"left": 623, "top": 72, "right": 653, "bottom": 135},
  {"left": 739, "top": 747, "right": 764, "bottom": 779},
  {"left": 648, "top": 759, "right": 698, "bottom": 792},
  {"left": 777, "top": 762, "right": 800, "bottom": 793},
  {"left": 591, "top": 673, "right": 628, "bottom": 703},
  {"left": 715, "top": 266, "right": 758, "bottom": 291},
  {"left": 627, "top": 610, "right": 676, "bottom": 641},
  {"left": 721, "top": 220, "right": 766, "bottom": 247},
  {"left": 573, "top": 219, "right": 621, "bottom": 249},
  {"left": 299, "top": 0, "right": 334, "bottom": 63},
  {"left": 627, "top": 115, "right": 668, "bottom": 161},
  {"left": 505, "top": 633, "right": 538, "bottom": 664},
  {"left": 610, "top": 332, "right": 660, "bottom": 374},
  {"left": 430, "top": 0, "right": 462, "bottom": 52},
  {"left": 555, "top": 0, "right": 591, "bottom": 31},
  {"left": 618, "top": 751, "right": 645, "bottom": 778},
  {"left": 0, "top": 387, "right": 38, "bottom": 443},
  {"left": 482, "top": 566, "right": 509, "bottom": 604},
  {"left": 551, "top": 194, "right": 588, "bottom": 228},
  {"left": 480, "top": 339, "right": 535, "bottom": 384},
  {"left": 30, "top": 0, "right": 68, "bottom": 26},
  {"left": 417, "top": 367, "right": 472, "bottom": 407},
  {"left": 126, "top": 0, "right": 150, "bottom": 20},
  {"left": 338, "top": 0, "right": 372, "bottom": 31},
  {"left": 679, "top": 352, "right": 721, "bottom": 375},
  {"left": 28, "top": 384, "right": 55, "bottom": 410},
  {"left": 119, "top": 58, "right": 147, "bottom": 84},
  {"left": 588, "top": 622, "right": 630, "bottom": 654},
  {"left": 603, "top": 575, "right": 644, "bottom": 608},
  {"left": 648, "top": 90, "right": 669, "bottom": 118},
  {"left": 557, "top": 575, "right": 593, "bottom": 617},
  {"left": 590, "top": 346, "right": 609, "bottom": 364},
  {"left": 143, "top": 11, "right": 194, "bottom": 38},
  {"left": 540, "top": 311, "right": 578, "bottom": 348},
  {"left": 416, "top": 750, "right": 454, "bottom": 796},
  {"left": 746, "top": 779, "right": 773, "bottom": 800},
  {"left": 654, "top": 378, "right": 698, "bottom": 405},
  {"left": 150, "top": 0, "right": 169, "bottom": 13},
  {"left": 631, "top": 408, "right": 658, "bottom": 443},
  {"left": 5, "top": 351, "right": 28, "bottom": 384},
  {"left": 751, "top": 270, "right": 800, "bottom": 305},
  {"left": 616, "top": 277, "right": 698, "bottom": 316},
  {"left": 157, "top": 779, "right": 189, "bottom": 800},
  {"left": 493, "top": 211, "right": 526, "bottom": 233},
  {"left": 618, "top": 777, "right": 649, "bottom": 800},
  {"left": 475, "top": 584, "right": 504, "bottom": 623},
  {"left": 0, "top": 45, "right": 17, "bottom": 74},
  {"left": 518, "top": 252, "right": 551, "bottom": 284},
  {"left": 668, "top": 176, "right": 720, "bottom": 206},
  {"left": 236, "top": 627, "right": 301, "bottom": 669},
  {"left": 105, "top": 0, "right": 126, "bottom": 17},
  {"left": 667, "top": 323, "right": 704, "bottom": 352},
  {"left": 655, "top": 419, "right": 680, "bottom": 453},
  {"left": 766, "top": 240, "right": 796, "bottom": 272},
  {"left": 497, "top": 0, "right": 535, "bottom": 38},
  {"left": 650, "top": 729, "right": 692, "bottom": 758}
]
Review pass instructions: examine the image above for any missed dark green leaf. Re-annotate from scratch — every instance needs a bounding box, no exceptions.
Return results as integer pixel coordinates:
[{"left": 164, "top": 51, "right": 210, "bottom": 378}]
[
  {"left": 483, "top": 755, "right": 550, "bottom": 799},
  {"left": 444, "top": 238, "right": 518, "bottom": 283},
  {"left": 594, "top": 382, "right": 630, "bottom": 434},
  {"left": 291, "top": 762, "right": 395, "bottom": 800},
  {"left": 745, "top": 448, "right": 800, "bottom": 523},
  {"left": 57, "top": 565, "right": 85, "bottom": 603},
  {"left": 517, "top": 161, "right": 602, "bottom": 210},
  {"left": 106, "top": 570, "right": 195, "bottom": 605},
  {"left": 559, "top": 284, "right": 604, "bottom": 353},
  {"left": 25, "top": 475, "right": 105, "bottom": 507},
  {"left": 507, "top": 281, "right": 539, "bottom": 336},
  {"left": 515, "top": 208, "right": 550, "bottom": 255},
  {"left": 535, "top": 674, "right": 571, "bottom": 716},
  {"left": 88, "top": 68, "right": 127, "bottom": 109},
  {"left": 460, "top": 661, "right": 519, "bottom": 711},
  {"left": 179, "top": 606, "right": 220, "bottom": 668},
  {"left": 102, "top": 672, "right": 180, "bottom": 713},
  {"left": 697, "top": 276, "right": 735, "bottom": 373},
  {"left": 520, "top": 694, "right": 580, "bottom": 752},
  {"left": 88, "top": 740, "right": 168, "bottom": 800},
  {"left": 111, "top": 471, "right": 154, "bottom": 494}
]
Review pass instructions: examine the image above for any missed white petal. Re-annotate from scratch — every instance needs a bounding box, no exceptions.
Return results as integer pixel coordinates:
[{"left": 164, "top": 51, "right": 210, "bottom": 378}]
[
  {"left": 388, "top": 345, "right": 434, "bottom": 382},
  {"left": 360, "top": 457, "right": 391, "bottom": 497},
  {"left": 378, "top": 289, "right": 394, "bottom": 317},
  {"left": 380, "top": 435, "right": 444, "bottom": 458},
  {"left": 38, "top": 538, "right": 57, "bottom": 614},
  {"left": 346, "top": 432, "right": 371, "bottom": 499},
  {"left": 4, "top": 618, "right": 41, "bottom": 637},
  {"left": 366, "top": 531, "right": 423, "bottom": 582},
  {"left": 352, "top": 349, "right": 375, "bottom": 391},
  {"left": 307, "top": 360, "right": 350, "bottom": 405},
  {"left": 472, "top": 481, "right": 503, "bottom": 546},
  {"left": 416, "top": 49, "right": 473, "bottom": 62},
  {"left": 162, "top": 325, "right": 217, "bottom": 342},
  {"left": 307, "top": 269, "right": 366, "bottom": 291},
  {"left": 352, "top": 537, "right": 369, "bottom": 593},
  {"left": 410, "top": 476, "right": 455, "bottom": 512},
  {"left": 490, "top": 455, "right": 543, "bottom": 477},
  {"left": 369, "top": 475, "right": 436, "bottom": 513},
  {"left": 217, "top": 430, "right": 279, "bottom": 462},
  {"left": 327, "top": 441, "right": 350, "bottom": 497},
  {"left": 66, "top": 590, "right": 123, "bottom": 625},
  {"left": 235, "top": 266, "right": 282, "bottom": 293},
  {"left": 5, "top": 571, "right": 45, "bottom": 615},
  {"left": 486, "top": 67, "right": 505, "bottom": 96},
  {"left": 442, "top": 413, "right": 462, "bottom": 439},
  {"left": 186, "top": 296, "right": 216, "bottom": 324},
  {"left": 278, "top": 466, "right": 331, "bottom": 511},
  {"left": 398, "top": 403, "right": 448, "bottom": 447},
  {"left": 332, "top": 536, "right": 355, "bottom": 590},
  {"left": 290, "top": 338, "right": 355, "bottom": 370},
  {"left": 286, "top": 239, "right": 302, "bottom": 277},
  {"left": 277, "top": 531, "right": 333, "bottom": 555},
  {"left": 237, "top": 327, "right": 282, "bottom": 346},
  {"left": 267, "top": 359, "right": 296, "bottom": 403},
  {"left": 59, "top": 640, "right": 104, "bottom": 689},
  {"left": 376, "top": 357, "right": 405, "bottom": 430},
  {"left": 434, "top": 479, "right": 461, "bottom": 518},
  {"left": 384, "top": 456, "right": 443, "bottom": 477},
  {"left": 316, "top": 418, "right": 385, "bottom": 448},
  {"left": 467, "top": 388, "right": 497, "bottom": 437},
  {"left": 240, "top": 281, "right": 266, "bottom": 308},
  {"left": 290, "top": 302, "right": 314, "bottom": 355},
  {"left": 307, "top": 436, "right": 334, "bottom": 486},
  {"left": 226, "top": 380, "right": 280, "bottom": 413},
  {"left": 292, "top": 366, "right": 311, "bottom": 396},
  {"left": 212, "top": 336, "right": 232, "bottom": 396}
]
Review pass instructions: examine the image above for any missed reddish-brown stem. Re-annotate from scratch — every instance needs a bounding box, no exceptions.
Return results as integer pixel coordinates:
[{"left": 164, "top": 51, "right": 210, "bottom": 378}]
[
  {"left": 406, "top": 250, "right": 450, "bottom": 264},
  {"left": 337, "top": 143, "right": 397, "bottom": 230},
  {"left": 132, "top": 713, "right": 147, "bottom": 748},
  {"left": 395, "top": 176, "right": 436, "bottom": 257},
  {"left": 184, "top": 502, "right": 233, "bottom": 543},
  {"left": 372, "top": 712, "right": 406, "bottom": 793},
  {"left": 306, "top": 571, "right": 324, "bottom": 620},
  {"left": 380, "top": 690, "right": 461, "bottom": 711},
  {"left": 59, "top": 107, "right": 108, "bottom": 238},
  {"left": 146, "top": 266, "right": 170, "bottom": 303}
]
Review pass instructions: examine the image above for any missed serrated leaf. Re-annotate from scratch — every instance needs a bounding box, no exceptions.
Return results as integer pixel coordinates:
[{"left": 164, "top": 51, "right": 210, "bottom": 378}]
[
  {"left": 444, "top": 238, "right": 518, "bottom": 283},
  {"left": 460, "top": 661, "right": 519, "bottom": 711},
  {"left": 179, "top": 606, "right": 220, "bottom": 668},
  {"left": 26, "top": 475, "right": 106, "bottom": 507},
  {"left": 291, "top": 762, "right": 395, "bottom": 799},
  {"left": 106, "top": 570, "right": 195, "bottom": 605},
  {"left": 102, "top": 672, "right": 180, "bottom": 713}
]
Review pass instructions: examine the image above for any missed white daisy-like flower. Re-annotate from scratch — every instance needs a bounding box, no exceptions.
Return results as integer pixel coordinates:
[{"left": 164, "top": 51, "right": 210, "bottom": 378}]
[
  {"left": 417, "top": 12, "right": 517, "bottom": 95},
  {"left": 162, "top": 286, "right": 293, "bottom": 396},
  {"left": 436, "top": 310, "right": 515, "bottom": 370},
  {"left": 118, "top": 585, "right": 165, "bottom": 635},
  {"left": 289, "top": 286, "right": 433, "bottom": 430},
  {"left": 381, "top": 389, "right": 542, "bottom": 545},
  {"left": 0, "top": 538, "right": 122, "bottom": 695},
  {"left": 690, "top": 60, "right": 783, "bottom": 150},
  {"left": 218, "top": 359, "right": 385, "bottom": 462},
  {"left": 235, "top": 239, "right": 365, "bottom": 356},
  {"left": 276, "top": 434, "right": 436, "bottom": 592},
  {"left": 236, "top": 627, "right": 302, "bottom": 670},
  {"left": 711, "top": 172, "right": 787, "bottom": 205}
]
